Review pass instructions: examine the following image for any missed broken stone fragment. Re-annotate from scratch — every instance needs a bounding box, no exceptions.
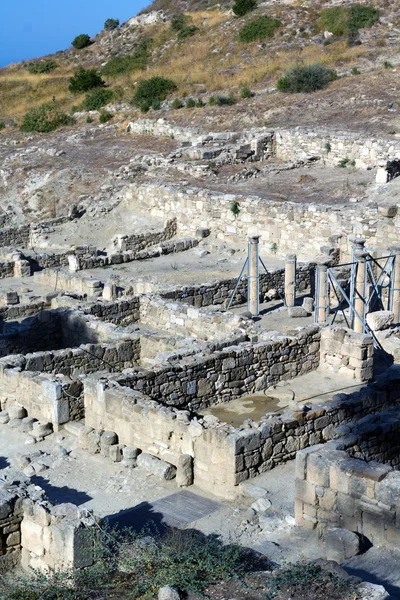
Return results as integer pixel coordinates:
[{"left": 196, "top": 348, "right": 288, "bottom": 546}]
[
  {"left": 288, "top": 306, "right": 308, "bottom": 318},
  {"left": 137, "top": 453, "right": 176, "bottom": 480},
  {"left": 176, "top": 454, "right": 193, "bottom": 487},
  {"left": 8, "top": 405, "right": 27, "bottom": 420},
  {"left": 0, "top": 411, "right": 9, "bottom": 425},
  {"left": 366, "top": 310, "right": 394, "bottom": 332},
  {"left": 324, "top": 528, "right": 360, "bottom": 562},
  {"left": 158, "top": 586, "right": 180, "bottom": 600}
]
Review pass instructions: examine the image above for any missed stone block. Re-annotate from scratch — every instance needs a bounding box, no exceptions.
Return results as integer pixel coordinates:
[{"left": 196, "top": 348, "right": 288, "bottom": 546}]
[
  {"left": 366, "top": 311, "right": 394, "bottom": 332},
  {"left": 21, "top": 519, "right": 44, "bottom": 556},
  {"left": 137, "top": 453, "right": 176, "bottom": 480},
  {"left": 325, "top": 528, "right": 360, "bottom": 562},
  {"left": 307, "top": 453, "right": 330, "bottom": 487},
  {"left": 288, "top": 306, "right": 308, "bottom": 318},
  {"left": 8, "top": 405, "right": 27, "bottom": 420},
  {"left": 375, "top": 472, "right": 400, "bottom": 508},
  {"left": 176, "top": 454, "right": 193, "bottom": 487},
  {"left": 295, "top": 479, "right": 316, "bottom": 505}
]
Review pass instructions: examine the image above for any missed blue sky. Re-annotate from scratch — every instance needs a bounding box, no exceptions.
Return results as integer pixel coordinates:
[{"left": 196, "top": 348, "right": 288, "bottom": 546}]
[{"left": 0, "top": 0, "right": 149, "bottom": 67}]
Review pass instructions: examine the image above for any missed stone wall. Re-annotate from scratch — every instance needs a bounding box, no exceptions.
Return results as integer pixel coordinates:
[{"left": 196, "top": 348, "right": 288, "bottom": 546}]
[
  {"left": 275, "top": 128, "right": 400, "bottom": 169},
  {"left": 295, "top": 441, "right": 400, "bottom": 550},
  {"left": 319, "top": 326, "right": 374, "bottom": 382},
  {"left": 0, "top": 476, "right": 95, "bottom": 575},
  {"left": 0, "top": 311, "right": 63, "bottom": 357},
  {"left": 113, "top": 217, "right": 177, "bottom": 252},
  {"left": 125, "top": 184, "right": 399, "bottom": 261}
]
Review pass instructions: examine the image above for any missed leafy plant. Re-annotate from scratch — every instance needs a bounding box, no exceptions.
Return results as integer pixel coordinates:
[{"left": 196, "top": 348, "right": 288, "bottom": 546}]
[
  {"left": 69, "top": 68, "right": 105, "bottom": 93},
  {"left": 209, "top": 95, "right": 216, "bottom": 105},
  {"left": 71, "top": 33, "right": 92, "bottom": 49},
  {"left": 131, "top": 76, "right": 177, "bottom": 112},
  {"left": 170, "top": 13, "right": 189, "bottom": 31},
  {"left": 101, "top": 39, "right": 152, "bottom": 77},
  {"left": 20, "top": 104, "right": 73, "bottom": 132},
  {"left": 351, "top": 66, "right": 360, "bottom": 74},
  {"left": 86, "top": 115, "right": 93, "bottom": 123},
  {"left": 82, "top": 88, "right": 114, "bottom": 111},
  {"left": 232, "top": 0, "right": 257, "bottom": 17},
  {"left": 338, "top": 157, "right": 355, "bottom": 167},
  {"left": 240, "top": 84, "right": 254, "bottom": 98},
  {"left": 239, "top": 15, "right": 281, "bottom": 42},
  {"left": 231, "top": 200, "right": 240, "bottom": 217},
  {"left": 277, "top": 64, "right": 337, "bottom": 93},
  {"left": 27, "top": 60, "right": 56, "bottom": 74},
  {"left": 186, "top": 97, "right": 196, "bottom": 108},
  {"left": 196, "top": 98, "right": 205, "bottom": 107},
  {"left": 104, "top": 18, "right": 120, "bottom": 30},
  {"left": 99, "top": 109, "right": 113, "bottom": 123},
  {"left": 384, "top": 60, "right": 393, "bottom": 69},
  {"left": 172, "top": 98, "right": 184, "bottom": 109},
  {"left": 177, "top": 26, "right": 199, "bottom": 41},
  {"left": 324, "top": 141, "right": 331, "bottom": 153},
  {"left": 316, "top": 5, "right": 379, "bottom": 37},
  {"left": 0, "top": 122, "right": 5, "bottom": 130},
  {"left": 215, "top": 93, "right": 236, "bottom": 106}
]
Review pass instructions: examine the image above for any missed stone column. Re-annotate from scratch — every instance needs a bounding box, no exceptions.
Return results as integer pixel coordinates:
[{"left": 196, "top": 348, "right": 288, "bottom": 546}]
[
  {"left": 389, "top": 245, "right": 400, "bottom": 323},
  {"left": 248, "top": 235, "right": 260, "bottom": 317},
  {"left": 354, "top": 250, "right": 367, "bottom": 333},
  {"left": 316, "top": 265, "right": 329, "bottom": 324},
  {"left": 285, "top": 254, "right": 296, "bottom": 307},
  {"left": 349, "top": 236, "right": 366, "bottom": 262}
]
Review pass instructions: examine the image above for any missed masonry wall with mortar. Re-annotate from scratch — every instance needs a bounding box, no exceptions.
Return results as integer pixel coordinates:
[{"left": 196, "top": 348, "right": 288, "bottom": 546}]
[
  {"left": 319, "top": 326, "right": 374, "bottom": 382},
  {"left": 127, "top": 184, "right": 399, "bottom": 261}
]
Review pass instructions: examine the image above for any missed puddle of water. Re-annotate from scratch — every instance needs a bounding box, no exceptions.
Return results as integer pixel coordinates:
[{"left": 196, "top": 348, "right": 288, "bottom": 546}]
[{"left": 201, "top": 394, "right": 287, "bottom": 428}]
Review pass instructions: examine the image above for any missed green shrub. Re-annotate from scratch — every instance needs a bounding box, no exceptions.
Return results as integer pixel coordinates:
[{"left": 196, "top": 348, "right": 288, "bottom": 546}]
[
  {"left": 151, "top": 99, "right": 161, "bottom": 110},
  {"left": 186, "top": 97, "right": 196, "bottom": 108},
  {"left": 316, "top": 5, "right": 379, "bottom": 37},
  {"left": 238, "top": 15, "right": 281, "bottom": 42},
  {"left": 20, "top": 104, "right": 73, "bottom": 133},
  {"left": 69, "top": 68, "right": 105, "bottom": 93},
  {"left": 82, "top": 88, "right": 114, "bottom": 110},
  {"left": 27, "top": 60, "right": 56, "bottom": 74},
  {"left": 177, "top": 25, "right": 199, "bottom": 41},
  {"left": 0, "top": 122, "right": 5, "bottom": 130},
  {"left": 131, "top": 76, "right": 177, "bottom": 112},
  {"left": 170, "top": 13, "right": 189, "bottom": 31},
  {"left": 86, "top": 115, "right": 93, "bottom": 123},
  {"left": 232, "top": 0, "right": 257, "bottom": 17},
  {"left": 99, "top": 109, "right": 113, "bottom": 123},
  {"left": 101, "top": 39, "right": 152, "bottom": 77},
  {"left": 240, "top": 84, "right": 254, "bottom": 98},
  {"left": 196, "top": 98, "right": 205, "bottom": 107},
  {"left": 384, "top": 60, "right": 393, "bottom": 69},
  {"left": 231, "top": 200, "right": 240, "bottom": 217},
  {"left": 71, "top": 33, "right": 92, "bottom": 49},
  {"left": 209, "top": 95, "right": 216, "bottom": 105},
  {"left": 351, "top": 66, "right": 360, "bottom": 74},
  {"left": 277, "top": 64, "right": 337, "bottom": 93},
  {"left": 215, "top": 93, "right": 236, "bottom": 105},
  {"left": 172, "top": 98, "right": 184, "bottom": 109},
  {"left": 104, "top": 18, "right": 120, "bottom": 30}
]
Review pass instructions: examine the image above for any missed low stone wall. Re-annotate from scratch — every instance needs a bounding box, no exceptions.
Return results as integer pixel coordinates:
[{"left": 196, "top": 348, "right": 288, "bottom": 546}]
[
  {"left": 113, "top": 218, "right": 177, "bottom": 252},
  {"left": 114, "top": 326, "right": 321, "bottom": 410},
  {"left": 0, "top": 224, "right": 30, "bottom": 249},
  {"left": 295, "top": 441, "right": 400, "bottom": 550},
  {"left": 275, "top": 128, "right": 400, "bottom": 169},
  {"left": 0, "top": 476, "right": 95, "bottom": 574},
  {"left": 35, "top": 269, "right": 104, "bottom": 297},
  {"left": 125, "top": 184, "right": 399, "bottom": 261},
  {"left": 319, "top": 326, "right": 374, "bottom": 382},
  {"left": 159, "top": 264, "right": 313, "bottom": 307},
  {"left": 0, "top": 311, "right": 63, "bottom": 357},
  {"left": 84, "top": 296, "right": 141, "bottom": 325}
]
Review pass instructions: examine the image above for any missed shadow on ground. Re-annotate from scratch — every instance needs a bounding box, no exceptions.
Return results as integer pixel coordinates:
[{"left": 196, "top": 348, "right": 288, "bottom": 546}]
[{"left": 31, "top": 476, "right": 92, "bottom": 506}]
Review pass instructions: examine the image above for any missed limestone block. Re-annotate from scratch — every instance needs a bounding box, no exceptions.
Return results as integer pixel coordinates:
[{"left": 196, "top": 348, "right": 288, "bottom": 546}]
[
  {"left": 8, "top": 405, "right": 27, "bottom": 419},
  {"left": 288, "top": 306, "right": 308, "bottom": 318},
  {"left": 51, "top": 399, "right": 69, "bottom": 425},
  {"left": 32, "top": 422, "right": 53, "bottom": 438},
  {"left": 100, "top": 431, "right": 118, "bottom": 446},
  {"left": 375, "top": 472, "right": 400, "bottom": 507},
  {"left": 325, "top": 528, "right": 360, "bottom": 562},
  {"left": 356, "top": 583, "right": 388, "bottom": 600},
  {"left": 137, "top": 453, "right": 176, "bottom": 480},
  {"left": 21, "top": 519, "right": 44, "bottom": 556},
  {"left": 103, "top": 282, "right": 117, "bottom": 301},
  {"left": 176, "top": 454, "right": 193, "bottom": 487},
  {"left": 67, "top": 255, "right": 80, "bottom": 272},
  {"left": 159, "top": 586, "right": 180, "bottom": 600},
  {"left": 251, "top": 498, "right": 272, "bottom": 513},
  {"left": 366, "top": 311, "right": 394, "bottom": 332},
  {"left": 0, "top": 411, "right": 9, "bottom": 424}
]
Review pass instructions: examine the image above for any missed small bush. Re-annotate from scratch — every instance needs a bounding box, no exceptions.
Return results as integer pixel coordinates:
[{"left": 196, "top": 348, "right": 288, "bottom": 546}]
[
  {"left": 351, "top": 66, "right": 360, "bottom": 74},
  {"left": 170, "top": 13, "right": 189, "bottom": 31},
  {"left": 384, "top": 60, "right": 393, "bottom": 69},
  {"left": 215, "top": 93, "right": 236, "bottom": 105},
  {"left": 231, "top": 200, "right": 240, "bottom": 217},
  {"left": 316, "top": 5, "right": 379, "bottom": 37},
  {"left": 71, "top": 33, "right": 92, "bottom": 49},
  {"left": 99, "top": 109, "right": 113, "bottom": 123},
  {"left": 240, "top": 84, "right": 254, "bottom": 98},
  {"left": 82, "top": 88, "right": 114, "bottom": 110},
  {"left": 131, "top": 76, "right": 177, "bottom": 112},
  {"left": 104, "top": 18, "right": 120, "bottom": 31},
  {"left": 277, "top": 64, "right": 337, "bottom": 93},
  {"left": 151, "top": 99, "right": 161, "bottom": 110},
  {"left": 69, "top": 68, "right": 105, "bottom": 93},
  {"left": 27, "top": 60, "right": 56, "bottom": 74},
  {"left": 232, "top": 0, "right": 257, "bottom": 17},
  {"left": 238, "top": 15, "right": 281, "bottom": 42},
  {"left": 102, "top": 39, "right": 152, "bottom": 77},
  {"left": 209, "top": 95, "right": 216, "bottom": 105},
  {"left": 21, "top": 104, "right": 73, "bottom": 133},
  {"left": 186, "top": 97, "right": 196, "bottom": 108},
  {"left": 177, "top": 25, "right": 199, "bottom": 41},
  {"left": 86, "top": 115, "right": 93, "bottom": 123},
  {"left": 266, "top": 562, "right": 355, "bottom": 599},
  {"left": 172, "top": 98, "right": 184, "bottom": 109},
  {"left": 196, "top": 98, "right": 205, "bottom": 107},
  {"left": 0, "top": 122, "right": 5, "bottom": 130}
]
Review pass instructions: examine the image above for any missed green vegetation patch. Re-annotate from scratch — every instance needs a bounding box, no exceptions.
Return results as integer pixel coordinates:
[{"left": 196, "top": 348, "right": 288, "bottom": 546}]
[
  {"left": 104, "top": 18, "right": 120, "bottom": 30},
  {"left": 20, "top": 103, "right": 73, "bottom": 133},
  {"left": 239, "top": 15, "right": 281, "bottom": 42},
  {"left": 69, "top": 68, "right": 105, "bottom": 93},
  {"left": 277, "top": 64, "right": 337, "bottom": 93},
  {"left": 102, "top": 39, "right": 152, "bottom": 77},
  {"left": 27, "top": 60, "right": 57, "bottom": 74},
  {"left": 232, "top": 0, "right": 257, "bottom": 17},
  {"left": 71, "top": 33, "right": 92, "bottom": 49},
  {"left": 82, "top": 88, "right": 114, "bottom": 111},
  {"left": 131, "top": 76, "right": 177, "bottom": 112},
  {"left": 316, "top": 4, "right": 379, "bottom": 36}
]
